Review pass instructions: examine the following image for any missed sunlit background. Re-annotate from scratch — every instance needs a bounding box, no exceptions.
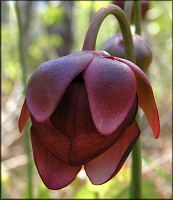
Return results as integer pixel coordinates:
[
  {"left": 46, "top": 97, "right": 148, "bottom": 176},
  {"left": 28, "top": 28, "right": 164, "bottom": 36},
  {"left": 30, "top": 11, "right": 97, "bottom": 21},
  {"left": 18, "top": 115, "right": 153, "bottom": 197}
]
[{"left": 1, "top": 1, "right": 172, "bottom": 199}]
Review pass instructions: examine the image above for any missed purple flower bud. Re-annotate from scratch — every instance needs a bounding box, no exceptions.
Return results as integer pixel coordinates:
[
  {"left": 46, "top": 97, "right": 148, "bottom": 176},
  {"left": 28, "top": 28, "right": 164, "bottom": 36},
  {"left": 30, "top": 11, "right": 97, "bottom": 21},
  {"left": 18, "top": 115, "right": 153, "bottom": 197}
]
[{"left": 101, "top": 33, "right": 152, "bottom": 72}]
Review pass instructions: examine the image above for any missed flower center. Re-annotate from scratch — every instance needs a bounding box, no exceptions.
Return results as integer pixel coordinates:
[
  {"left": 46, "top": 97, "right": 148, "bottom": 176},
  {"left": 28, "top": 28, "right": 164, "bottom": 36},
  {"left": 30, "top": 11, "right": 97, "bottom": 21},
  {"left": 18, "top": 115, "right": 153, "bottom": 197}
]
[{"left": 73, "top": 73, "right": 84, "bottom": 83}]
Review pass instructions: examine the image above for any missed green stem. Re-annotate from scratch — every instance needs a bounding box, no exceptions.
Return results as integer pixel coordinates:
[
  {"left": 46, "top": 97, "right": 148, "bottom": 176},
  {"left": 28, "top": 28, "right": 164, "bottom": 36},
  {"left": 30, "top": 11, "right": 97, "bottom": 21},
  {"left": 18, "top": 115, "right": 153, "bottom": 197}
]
[
  {"left": 131, "top": 140, "right": 142, "bottom": 198},
  {"left": 14, "top": 2, "right": 27, "bottom": 90},
  {"left": 82, "top": 4, "right": 135, "bottom": 63},
  {"left": 134, "top": 0, "right": 142, "bottom": 35},
  {"left": 131, "top": 1, "right": 142, "bottom": 199},
  {"left": 131, "top": 113, "right": 142, "bottom": 199},
  {"left": 124, "top": 1, "right": 134, "bottom": 23},
  {"left": 14, "top": 2, "right": 33, "bottom": 198}
]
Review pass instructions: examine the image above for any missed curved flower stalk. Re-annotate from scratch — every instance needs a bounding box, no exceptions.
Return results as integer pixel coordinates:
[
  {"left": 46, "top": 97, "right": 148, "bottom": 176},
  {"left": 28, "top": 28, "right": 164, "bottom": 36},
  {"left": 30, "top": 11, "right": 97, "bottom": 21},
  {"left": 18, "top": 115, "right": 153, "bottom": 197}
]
[
  {"left": 101, "top": 33, "right": 152, "bottom": 72},
  {"left": 19, "top": 4, "right": 159, "bottom": 190}
]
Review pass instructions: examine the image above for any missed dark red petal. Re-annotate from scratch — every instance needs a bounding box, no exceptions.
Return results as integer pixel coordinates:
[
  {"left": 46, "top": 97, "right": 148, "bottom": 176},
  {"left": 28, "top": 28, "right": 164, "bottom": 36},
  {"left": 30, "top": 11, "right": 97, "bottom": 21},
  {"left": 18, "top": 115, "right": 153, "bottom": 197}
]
[
  {"left": 114, "top": 57, "right": 160, "bottom": 138},
  {"left": 26, "top": 51, "right": 94, "bottom": 122},
  {"left": 50, "top": 82, "right": 97, "bottom": 139},
  {"left": 31, "top": 128, "right": 81, "bottom": 190},
  {"left": 70, "top": 133, "right": 121, "bottom": 166},
  {"left": 84, "top": 121, "right": 140, "bottom": 185},
  {"left": 69, "top": 96, "right": 138, "bottom": 166},
  {"left": 83, "top": 55, "right": 137, "bottom": 135},
  {"left": 19, "top": 99, "right": 30, "bottom": 132},
  {"left": 31, "top": 117, "right": 71, "bottom": 164}
]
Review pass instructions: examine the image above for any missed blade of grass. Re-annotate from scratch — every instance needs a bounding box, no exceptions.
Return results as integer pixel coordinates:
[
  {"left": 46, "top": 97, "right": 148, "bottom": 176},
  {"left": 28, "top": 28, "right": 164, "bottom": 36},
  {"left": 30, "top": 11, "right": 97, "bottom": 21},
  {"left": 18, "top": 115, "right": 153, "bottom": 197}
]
[{"left": 14, "top": 2, "right": 33, "bottom": 198}]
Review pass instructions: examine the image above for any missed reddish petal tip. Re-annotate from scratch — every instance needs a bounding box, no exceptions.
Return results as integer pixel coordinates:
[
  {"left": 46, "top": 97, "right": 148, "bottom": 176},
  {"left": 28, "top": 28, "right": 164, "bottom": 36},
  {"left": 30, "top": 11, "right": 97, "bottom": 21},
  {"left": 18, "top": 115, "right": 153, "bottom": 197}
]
[
  {"left": 114, "top": 57, "right": 160, "bottom": 139},
  {"left": 19, "top": 99, "right": 30, "bottom": 132}
]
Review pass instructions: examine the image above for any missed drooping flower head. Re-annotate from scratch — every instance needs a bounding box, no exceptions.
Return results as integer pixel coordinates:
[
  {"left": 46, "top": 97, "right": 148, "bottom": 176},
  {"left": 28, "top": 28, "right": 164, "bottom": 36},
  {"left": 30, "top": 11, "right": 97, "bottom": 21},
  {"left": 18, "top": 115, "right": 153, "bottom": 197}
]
[{"left": 19, "top": 4, "right": 159, "bottom": 190}]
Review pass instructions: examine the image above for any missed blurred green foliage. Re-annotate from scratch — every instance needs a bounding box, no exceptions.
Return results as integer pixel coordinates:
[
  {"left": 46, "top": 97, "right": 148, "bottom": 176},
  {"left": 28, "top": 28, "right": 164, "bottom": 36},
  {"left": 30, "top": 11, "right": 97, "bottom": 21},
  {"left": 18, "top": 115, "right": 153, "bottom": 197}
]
[
  {"left": 142, "top": 155, "right": 172, "bottom": 184},
  {"left": 42, "top": 4, "right": 65, "bottom": 26},
  {"left": 75, "top": 167, "right": 160, "bottom": 199},
  {"left": 2, "top": 24, "right": 22, "bottom": 85},
  {"left": 1, "top": 1, "right": 172, "bottom": 199},
  {"left": 145, "top": 1, "right": 172, "bottom": 108},
  {"left": 28, "top": 34, "right": 63, "bottom": 60}
]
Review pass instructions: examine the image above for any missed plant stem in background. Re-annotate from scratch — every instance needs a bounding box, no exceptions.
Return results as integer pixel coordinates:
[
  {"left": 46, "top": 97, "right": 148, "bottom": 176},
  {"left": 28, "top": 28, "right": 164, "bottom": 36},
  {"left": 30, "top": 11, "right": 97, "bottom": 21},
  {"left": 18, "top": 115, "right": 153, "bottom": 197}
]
[
  {"left": 82, "top": 4, "right": 135, "bottom": 63},
  {"left": 124, "top": 1, "right": 134, "bottom": 23},
  {"left": 14, "top": 2, "right": 33, "bottom": 198},
  {"left": 134, "top": 0, "right": 142, "bottom": 35},
  {"left": 130, "top": 1, "right": 142, "bottom": 199}
]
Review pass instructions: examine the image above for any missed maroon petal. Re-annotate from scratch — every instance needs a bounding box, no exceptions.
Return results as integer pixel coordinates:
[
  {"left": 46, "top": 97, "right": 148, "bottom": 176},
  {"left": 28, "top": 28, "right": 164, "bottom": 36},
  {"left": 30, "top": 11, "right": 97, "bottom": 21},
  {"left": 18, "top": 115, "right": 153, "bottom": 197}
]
[
  {"left": 31, "top": 128, "right": 81, "bottom": 190},
  {"left": 19, "top": 99, "right": 30, "bottom": 132},
  {"left": 84, "top": 121, "right": 140, "bottom": 185},
  {"left": 50, "top": 82, "right": 97, "bottom": 139},
  {"left": 83, "top": 55, "right": 137, "bottom": 135},
  {"left": 26, "top": 51, "right": 94, "bottom": 122},
  {"left": 69, "top": 96, "right": 138, "bottom": 166},
  {"left": 114, "top": 57, "right": 160, "bottom": 138},
  {"left": 31, "top": 117, "right": 71, "bottom": 164},
  {"left": 70, "top": 133, "right": 122, "bottom": 166}
]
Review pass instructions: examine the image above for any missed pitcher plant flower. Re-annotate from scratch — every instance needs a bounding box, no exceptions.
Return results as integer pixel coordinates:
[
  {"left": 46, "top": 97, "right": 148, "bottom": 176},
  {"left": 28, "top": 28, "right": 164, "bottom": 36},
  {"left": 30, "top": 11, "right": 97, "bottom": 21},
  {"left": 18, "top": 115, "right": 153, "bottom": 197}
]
[{"left": 19, "top": 4, "right": 159, "bottom": 190}]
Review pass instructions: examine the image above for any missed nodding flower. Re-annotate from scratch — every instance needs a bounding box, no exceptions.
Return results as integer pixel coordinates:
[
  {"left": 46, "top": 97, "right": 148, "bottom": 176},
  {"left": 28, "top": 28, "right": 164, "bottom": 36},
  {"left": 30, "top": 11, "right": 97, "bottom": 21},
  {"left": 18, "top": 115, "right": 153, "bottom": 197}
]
[{"left": 19, "top": 50, "right": 159, "bottom": 189}]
